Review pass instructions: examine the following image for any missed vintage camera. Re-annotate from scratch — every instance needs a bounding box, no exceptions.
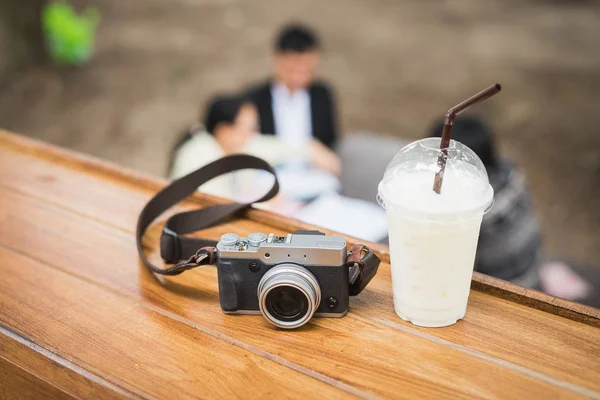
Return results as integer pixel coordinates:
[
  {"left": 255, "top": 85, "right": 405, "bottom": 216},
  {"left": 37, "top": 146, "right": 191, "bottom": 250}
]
[{"left": 216, "top": 230, "right": 352, "bottom": 329}]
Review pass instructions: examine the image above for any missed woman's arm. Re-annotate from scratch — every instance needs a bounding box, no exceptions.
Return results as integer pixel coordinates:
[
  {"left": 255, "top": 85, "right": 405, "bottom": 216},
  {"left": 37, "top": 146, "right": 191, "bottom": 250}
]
[
  {"left": 243, "top": 135, "right": 309, "bottom": 165},
  {"left": 244, "top": 135, "right": 341, "bottom": 176}
]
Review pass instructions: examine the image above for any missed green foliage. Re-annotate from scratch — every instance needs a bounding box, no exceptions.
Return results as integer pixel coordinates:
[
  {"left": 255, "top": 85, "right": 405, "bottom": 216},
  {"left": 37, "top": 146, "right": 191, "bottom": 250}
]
[{"left": 42, "top": 1, "right": 100, "bottom": 65}]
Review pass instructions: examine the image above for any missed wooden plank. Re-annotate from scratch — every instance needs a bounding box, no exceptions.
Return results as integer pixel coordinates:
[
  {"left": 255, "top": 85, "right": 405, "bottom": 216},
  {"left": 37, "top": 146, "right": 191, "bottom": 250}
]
[
  {"left": 470, "top": 272, "right": 600, "bottom": 327},
  {"left": 0, "top": 188, "right": 596, "bottom": 399},
  {"left": 350, "top": 265, "right": 600, "bottom": 394},
  {"left": 0, "top": 248, "right": 354, "bottom": 399},
  {"left": 0, "top": 355, "right": 74, "bottom": 400},
  {"left": 1, "top": 129, "right": 598, "bottom": 327},
  {"left": 0, "top": 324, "right": 134, "bottom": 399}
]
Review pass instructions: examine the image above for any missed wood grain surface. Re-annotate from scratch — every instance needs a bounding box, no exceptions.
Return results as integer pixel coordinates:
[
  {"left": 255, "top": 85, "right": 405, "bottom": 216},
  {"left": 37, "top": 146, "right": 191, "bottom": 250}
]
[
  {"left": 0, "top": 355, "right": 74, "bottom": 400},
  {"left": 1, "top": 129, "right": 599, "bottom": 399}
]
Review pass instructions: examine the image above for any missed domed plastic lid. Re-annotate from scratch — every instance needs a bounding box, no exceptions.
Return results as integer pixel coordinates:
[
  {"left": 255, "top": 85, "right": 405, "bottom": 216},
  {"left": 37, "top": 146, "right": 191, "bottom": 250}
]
[{"left": 377, "top": 138, "right": 494, "bottom": 218}]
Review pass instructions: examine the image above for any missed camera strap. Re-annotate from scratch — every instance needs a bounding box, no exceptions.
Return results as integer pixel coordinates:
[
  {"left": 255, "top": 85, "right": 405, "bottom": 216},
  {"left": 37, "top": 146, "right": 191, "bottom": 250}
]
[
  {"left": 136, "top": 154, "right": 279, "bottom": 275},
  {"left": 136, "top": 154, "right": 380, "bottom": 294}
]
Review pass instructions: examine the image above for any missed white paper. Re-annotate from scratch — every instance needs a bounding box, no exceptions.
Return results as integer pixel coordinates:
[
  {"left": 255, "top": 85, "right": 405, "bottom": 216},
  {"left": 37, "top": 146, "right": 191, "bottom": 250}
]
[{"left": 295, "top": 193, "right": 388, "bottom": 242}]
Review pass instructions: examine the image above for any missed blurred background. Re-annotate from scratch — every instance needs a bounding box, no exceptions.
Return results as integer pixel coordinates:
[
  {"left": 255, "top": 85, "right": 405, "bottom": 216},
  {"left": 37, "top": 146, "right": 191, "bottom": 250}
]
[{"left": 1, "top": 0, "right": 599, "bottom": 305}]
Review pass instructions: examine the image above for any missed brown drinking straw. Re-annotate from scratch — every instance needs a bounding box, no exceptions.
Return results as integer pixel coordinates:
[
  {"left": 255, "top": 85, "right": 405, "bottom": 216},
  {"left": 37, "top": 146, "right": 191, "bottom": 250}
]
[{"left": 432, "top": 83, "right": 502, "bottom": 194}]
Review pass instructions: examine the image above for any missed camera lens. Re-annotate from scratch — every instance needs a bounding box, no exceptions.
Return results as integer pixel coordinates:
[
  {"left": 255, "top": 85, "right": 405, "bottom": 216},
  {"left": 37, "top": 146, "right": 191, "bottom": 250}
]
[
  {"left": 267, "top": 286, "right": 309, "bottom": 321},
  {"left": 257, "top": 264, "right": 321, "bottom": 329}
]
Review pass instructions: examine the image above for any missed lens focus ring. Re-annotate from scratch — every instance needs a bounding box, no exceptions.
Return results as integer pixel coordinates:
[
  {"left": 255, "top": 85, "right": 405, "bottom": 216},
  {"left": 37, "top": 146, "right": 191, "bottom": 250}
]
[{"left": 257, "top": 264, "right": 321, "bottom": 329}]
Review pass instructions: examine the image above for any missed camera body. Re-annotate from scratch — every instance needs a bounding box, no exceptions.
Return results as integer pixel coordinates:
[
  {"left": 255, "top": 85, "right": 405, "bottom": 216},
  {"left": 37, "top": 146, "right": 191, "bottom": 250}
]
[{"left": 215, "top": 230, "right": 349, "bottom": 328}]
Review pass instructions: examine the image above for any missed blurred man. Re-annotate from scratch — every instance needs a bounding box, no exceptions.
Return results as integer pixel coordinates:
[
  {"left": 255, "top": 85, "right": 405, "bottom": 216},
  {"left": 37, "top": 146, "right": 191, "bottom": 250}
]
[{"left": 245, "top": 24, "right": 339, "bottom": 154}]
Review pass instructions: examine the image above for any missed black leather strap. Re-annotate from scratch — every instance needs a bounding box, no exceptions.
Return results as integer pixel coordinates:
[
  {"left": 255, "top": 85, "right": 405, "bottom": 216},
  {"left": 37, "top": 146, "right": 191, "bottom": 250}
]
[
  {"left": 135, "top": 154, "right": 380, "bottom": 295},
  {"left": 136, "top": 154, "right": 279, "bottom": 275}
]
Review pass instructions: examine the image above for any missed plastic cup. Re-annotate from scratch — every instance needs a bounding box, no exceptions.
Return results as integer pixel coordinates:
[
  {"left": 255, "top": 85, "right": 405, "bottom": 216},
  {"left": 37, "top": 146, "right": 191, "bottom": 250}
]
[{"left": 377, "top": 138, "right": 494, "bottom": 327}]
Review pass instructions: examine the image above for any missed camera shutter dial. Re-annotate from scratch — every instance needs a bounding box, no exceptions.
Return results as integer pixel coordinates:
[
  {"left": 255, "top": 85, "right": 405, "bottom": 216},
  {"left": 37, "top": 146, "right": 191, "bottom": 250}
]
[
  {"left": 220, "top": 233, "right": 239, "bottom": 246},
  {"left": 248, "top": 232, "right": 267, "bottom": 247}
]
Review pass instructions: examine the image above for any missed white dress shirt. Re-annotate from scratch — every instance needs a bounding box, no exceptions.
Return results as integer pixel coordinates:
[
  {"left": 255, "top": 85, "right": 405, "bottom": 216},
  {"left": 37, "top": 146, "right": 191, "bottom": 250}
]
[{"left": 271, "top": 82, "right": 312, "bottom": 163}]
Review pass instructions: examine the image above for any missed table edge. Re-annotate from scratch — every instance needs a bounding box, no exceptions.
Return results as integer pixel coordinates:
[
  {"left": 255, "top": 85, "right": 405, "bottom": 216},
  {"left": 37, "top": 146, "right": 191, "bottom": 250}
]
[{"left": 2, "top": 129, "right": 598, "bottom": 328}]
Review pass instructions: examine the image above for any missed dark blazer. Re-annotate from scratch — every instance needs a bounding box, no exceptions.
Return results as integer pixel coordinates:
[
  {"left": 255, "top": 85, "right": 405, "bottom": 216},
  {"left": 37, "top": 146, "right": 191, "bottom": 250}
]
[{"left": 245, "top": 80, "right": 338, "bottom": 149}]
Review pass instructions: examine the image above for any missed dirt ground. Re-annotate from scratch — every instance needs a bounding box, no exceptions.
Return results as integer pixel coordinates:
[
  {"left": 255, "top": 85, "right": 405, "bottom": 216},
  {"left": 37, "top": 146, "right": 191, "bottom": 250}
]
[{"left": 1, "top": 0, "right": 599, "bottom": 267}]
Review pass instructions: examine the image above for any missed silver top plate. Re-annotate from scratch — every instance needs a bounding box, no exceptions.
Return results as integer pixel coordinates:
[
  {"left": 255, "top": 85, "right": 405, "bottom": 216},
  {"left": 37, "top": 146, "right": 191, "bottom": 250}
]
[{"left": 216, "top": 233, "right": 347, "bottom": 266}]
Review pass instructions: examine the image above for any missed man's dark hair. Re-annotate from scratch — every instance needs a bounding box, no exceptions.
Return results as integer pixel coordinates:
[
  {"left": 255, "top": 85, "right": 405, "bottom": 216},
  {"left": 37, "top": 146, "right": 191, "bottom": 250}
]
[
  {"left": 429, "top": 116, "right": 499, "bottom": 169},
  {"left": 275, "top": 23, "right": 320, "bottom": 53}
]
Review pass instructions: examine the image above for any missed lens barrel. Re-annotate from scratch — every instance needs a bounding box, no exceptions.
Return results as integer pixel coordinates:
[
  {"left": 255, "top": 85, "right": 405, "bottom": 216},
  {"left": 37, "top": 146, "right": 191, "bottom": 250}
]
[{"left": 257, "top": 264, "right": 321, "bottom": 329}]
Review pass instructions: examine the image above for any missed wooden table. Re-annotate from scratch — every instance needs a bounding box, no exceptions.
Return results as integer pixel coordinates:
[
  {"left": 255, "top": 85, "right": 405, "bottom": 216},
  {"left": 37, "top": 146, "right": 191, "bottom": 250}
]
[{"left": 1, "top": 130, "right": 599, "bottom": 400}]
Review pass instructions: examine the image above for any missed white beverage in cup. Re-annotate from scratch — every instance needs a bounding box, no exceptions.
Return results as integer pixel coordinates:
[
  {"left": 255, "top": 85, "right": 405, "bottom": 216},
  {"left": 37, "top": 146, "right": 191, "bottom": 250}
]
[{"left": 377, "top": 138, "right": 494, "bottom": 327}]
